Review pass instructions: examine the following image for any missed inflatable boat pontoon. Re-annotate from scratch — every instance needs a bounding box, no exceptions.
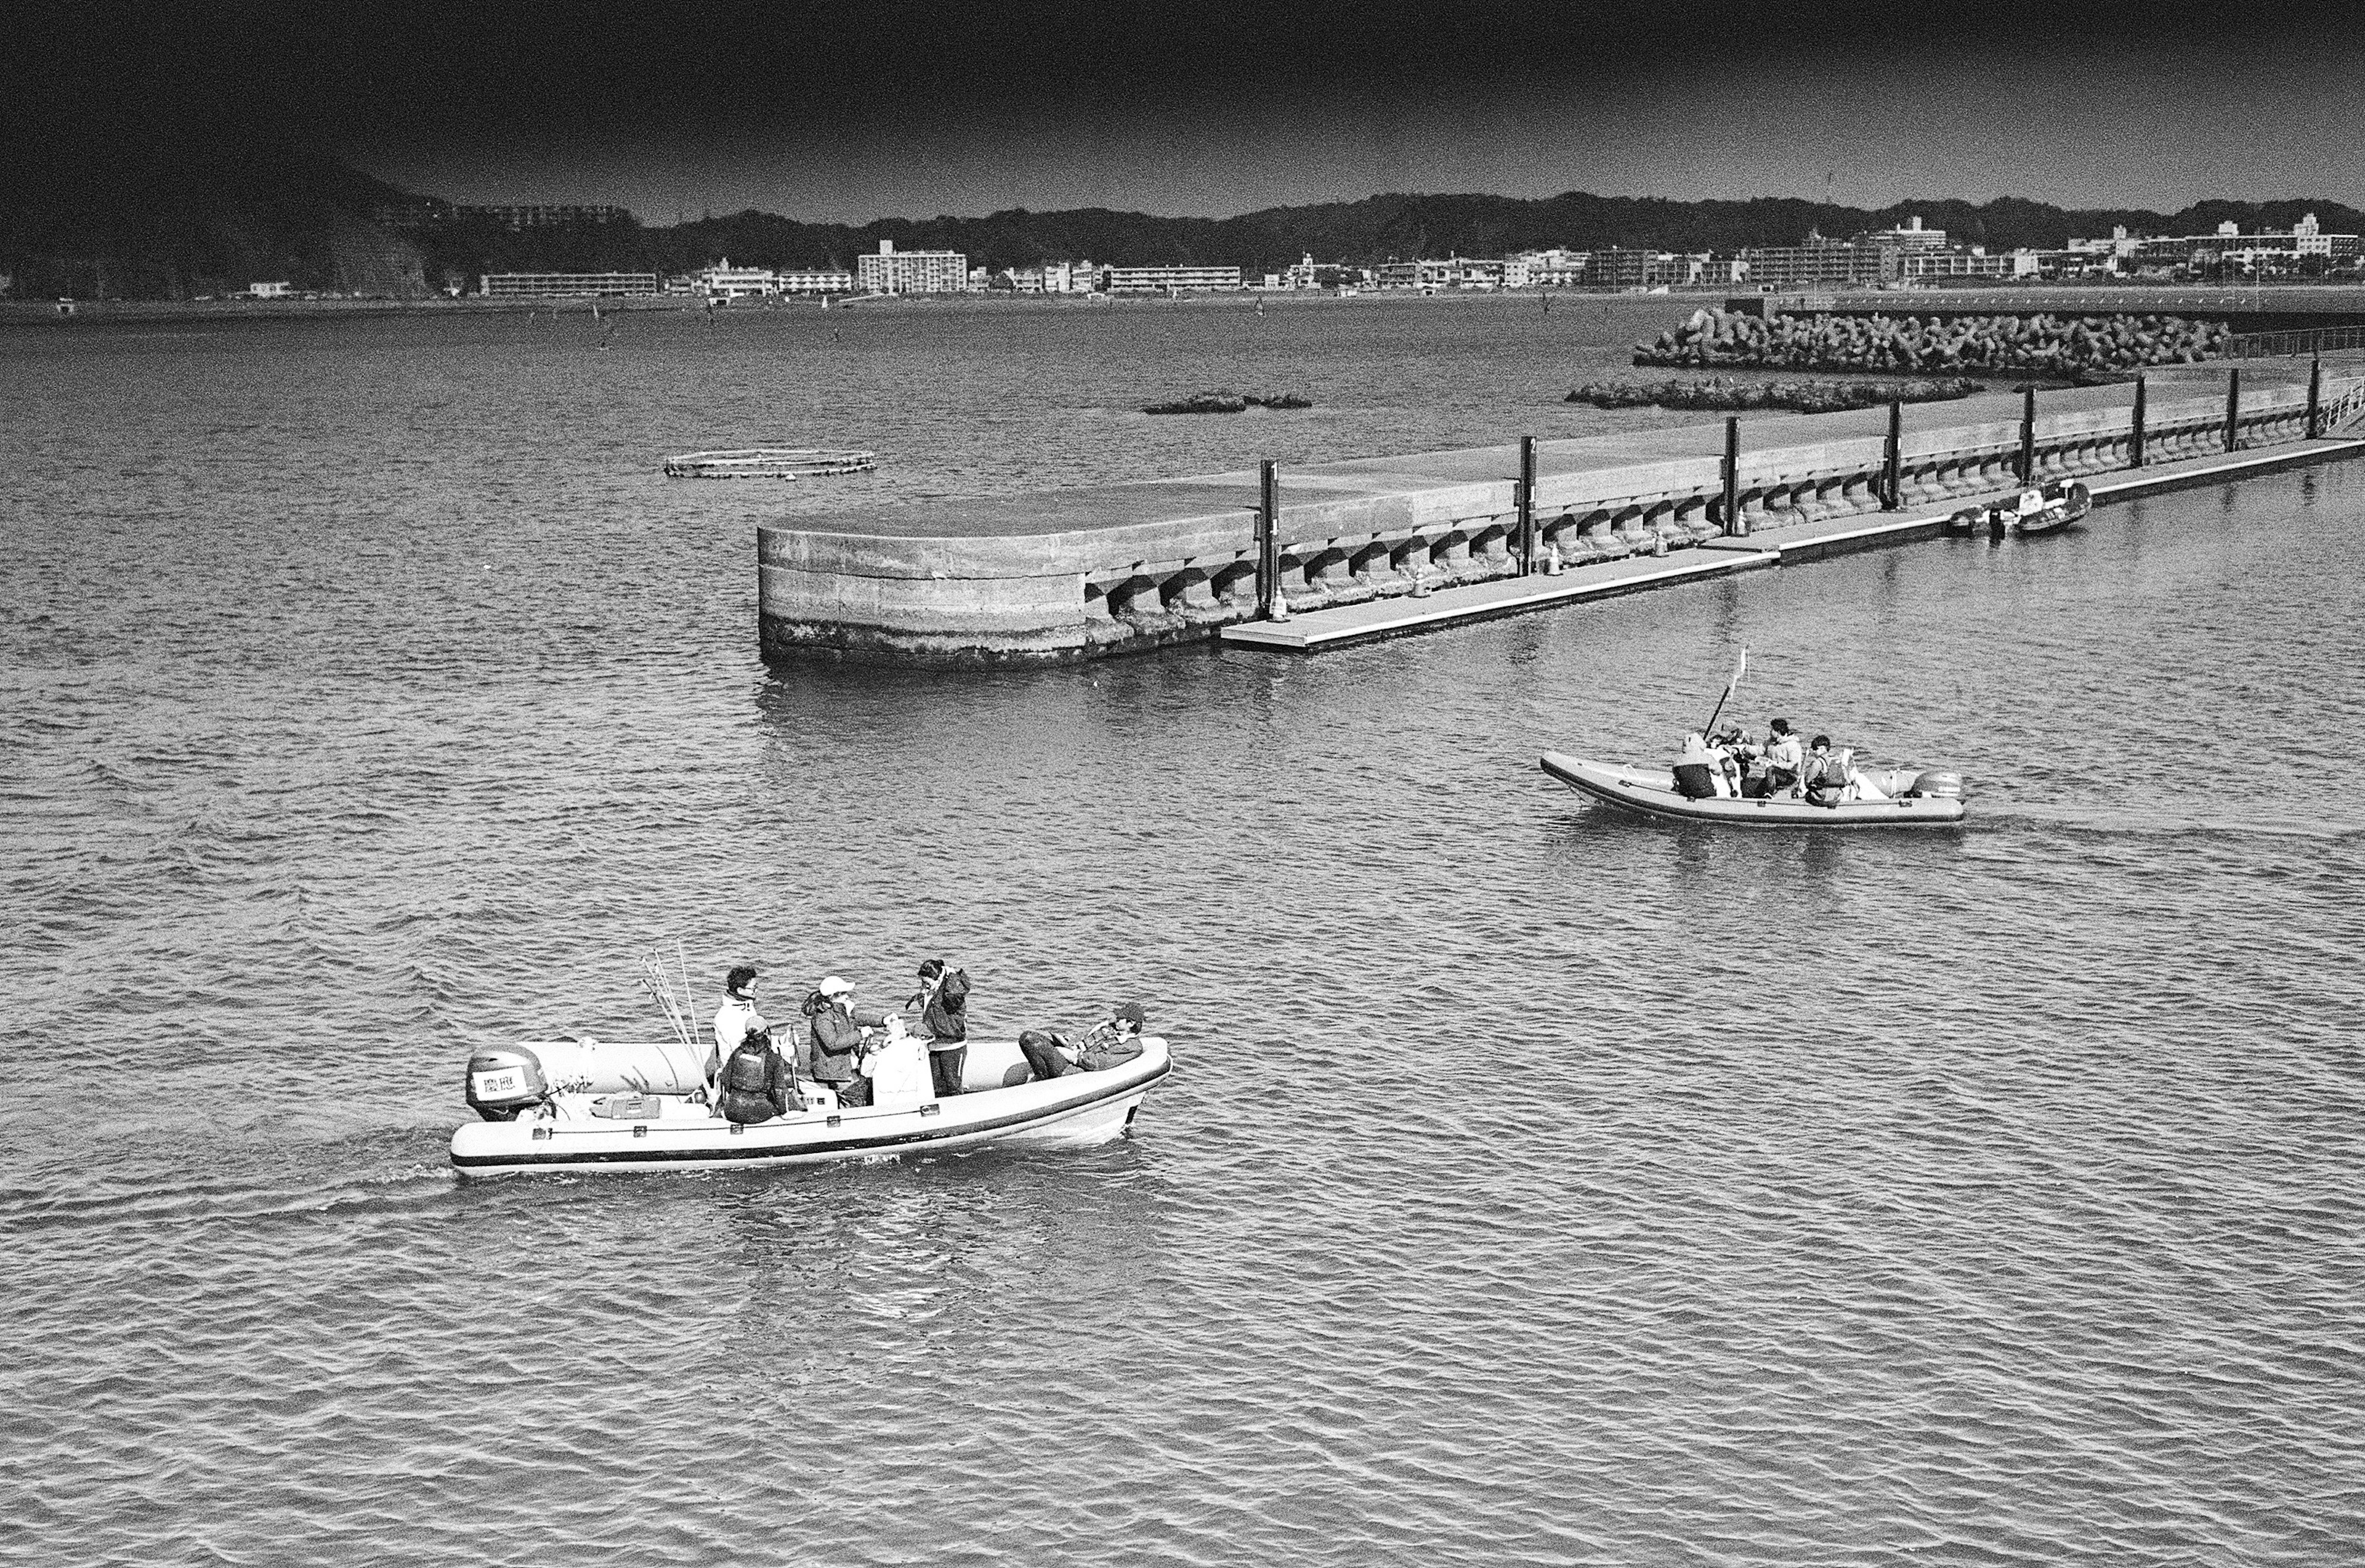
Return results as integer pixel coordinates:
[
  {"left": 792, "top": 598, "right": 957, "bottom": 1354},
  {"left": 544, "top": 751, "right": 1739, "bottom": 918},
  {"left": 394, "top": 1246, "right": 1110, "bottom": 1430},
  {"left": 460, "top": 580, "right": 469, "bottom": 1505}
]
[
  {"left": 1540, "top": 751, "right": 1967, "bottom": 828},
  {"left": 450, "top": 1033, "right": 1170, "bottom": 1178}
]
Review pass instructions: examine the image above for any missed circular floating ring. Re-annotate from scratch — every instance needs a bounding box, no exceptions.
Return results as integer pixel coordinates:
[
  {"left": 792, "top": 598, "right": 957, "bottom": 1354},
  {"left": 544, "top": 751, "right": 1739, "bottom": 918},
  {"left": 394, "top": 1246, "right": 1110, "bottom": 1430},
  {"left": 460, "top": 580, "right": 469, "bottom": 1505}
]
[{"left": 662, "top": 448, "right": 876, "bottom": 480}]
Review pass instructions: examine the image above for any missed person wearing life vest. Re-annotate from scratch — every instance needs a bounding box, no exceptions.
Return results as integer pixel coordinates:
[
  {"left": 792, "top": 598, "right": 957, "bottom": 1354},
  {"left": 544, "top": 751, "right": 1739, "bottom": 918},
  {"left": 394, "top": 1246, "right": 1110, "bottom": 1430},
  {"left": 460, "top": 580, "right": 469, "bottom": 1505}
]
[
  {"left": 716, "top": 1025, "right": 793, "bottom": 1126},
  {"left": 1018, "top": 1003, "right": 1149, "bottom": 1081},
  {"left": 908, "top": 958, "right": 971, "bottom": 1097},
  {"left": 708, "top": 966, "right": 765, "bottom": 1103},
  {"left": 1801, "top": 734, "right": 1852, "bottom": 807}
]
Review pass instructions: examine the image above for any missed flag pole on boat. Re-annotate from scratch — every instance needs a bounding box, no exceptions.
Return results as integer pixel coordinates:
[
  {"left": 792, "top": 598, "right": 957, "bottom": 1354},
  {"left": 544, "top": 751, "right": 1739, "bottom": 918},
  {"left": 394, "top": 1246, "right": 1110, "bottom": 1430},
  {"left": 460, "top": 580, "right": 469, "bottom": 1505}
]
[{"left": 1702, "top": 646, "right": 1747, "bottom": 737}]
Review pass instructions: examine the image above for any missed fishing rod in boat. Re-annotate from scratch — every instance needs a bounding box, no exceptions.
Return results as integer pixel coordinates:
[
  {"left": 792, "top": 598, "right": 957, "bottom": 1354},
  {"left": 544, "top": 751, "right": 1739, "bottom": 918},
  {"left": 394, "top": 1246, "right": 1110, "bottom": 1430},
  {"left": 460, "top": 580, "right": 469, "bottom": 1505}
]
[{"left": 1700, "top": 645, "right": 1748, "bottom": 737}]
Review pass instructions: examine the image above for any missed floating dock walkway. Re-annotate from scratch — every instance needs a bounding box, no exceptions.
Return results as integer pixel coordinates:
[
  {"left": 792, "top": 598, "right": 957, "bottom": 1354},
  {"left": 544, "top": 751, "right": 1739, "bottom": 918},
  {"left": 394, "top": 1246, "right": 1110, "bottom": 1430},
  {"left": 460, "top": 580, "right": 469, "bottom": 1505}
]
[{"left": 1218, "top": 435, "right": 2365, "bottom": 653}]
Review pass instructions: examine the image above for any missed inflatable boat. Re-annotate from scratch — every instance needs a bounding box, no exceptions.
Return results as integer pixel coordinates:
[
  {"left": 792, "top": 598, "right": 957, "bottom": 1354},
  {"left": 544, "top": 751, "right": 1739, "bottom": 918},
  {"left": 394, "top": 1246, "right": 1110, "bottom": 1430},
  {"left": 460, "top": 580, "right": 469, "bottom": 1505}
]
[
  {"left": 1540, "top": 751, "right": 1968, "bottom": 828},
  {"left": 1946, "top": 480, "right": 2091, "bottom": 539},
  {"left": 450, "top": 1031, "right": 1171, "bottom": 1178}
]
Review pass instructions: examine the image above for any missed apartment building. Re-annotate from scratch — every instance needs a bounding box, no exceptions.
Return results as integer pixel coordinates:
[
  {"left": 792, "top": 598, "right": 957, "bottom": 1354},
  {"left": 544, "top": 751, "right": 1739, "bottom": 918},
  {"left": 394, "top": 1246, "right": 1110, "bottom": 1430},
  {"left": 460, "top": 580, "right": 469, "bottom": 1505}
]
[
  {"left": 857, "top": 240, "right": 972, "bottom": 294},
  {"left": 478, "top": 272, "right": 660, "bottom": 297},
  {"left": 1102, "top": 265, "right": 1242, "bottom": 293}
]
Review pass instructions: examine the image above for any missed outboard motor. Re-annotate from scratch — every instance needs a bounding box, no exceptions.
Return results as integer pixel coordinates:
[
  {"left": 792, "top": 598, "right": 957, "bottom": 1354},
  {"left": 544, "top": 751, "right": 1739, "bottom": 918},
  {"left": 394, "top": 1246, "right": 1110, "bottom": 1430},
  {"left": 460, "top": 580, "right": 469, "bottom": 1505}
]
[
  {"left": 465, "top": 1044, "right": 549, "bottom": 1121},
  {"left": 1909, "top": 770, "right": 1965, "bottom": 800}
]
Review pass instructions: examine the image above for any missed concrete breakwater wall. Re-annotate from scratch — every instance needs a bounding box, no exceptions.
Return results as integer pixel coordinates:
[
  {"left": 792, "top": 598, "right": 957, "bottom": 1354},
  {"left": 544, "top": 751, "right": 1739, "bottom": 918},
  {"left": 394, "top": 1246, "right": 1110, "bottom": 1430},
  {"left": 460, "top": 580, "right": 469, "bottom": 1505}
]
[{"left": 756, "top": 366, "right": 2364, "bottom": 665}]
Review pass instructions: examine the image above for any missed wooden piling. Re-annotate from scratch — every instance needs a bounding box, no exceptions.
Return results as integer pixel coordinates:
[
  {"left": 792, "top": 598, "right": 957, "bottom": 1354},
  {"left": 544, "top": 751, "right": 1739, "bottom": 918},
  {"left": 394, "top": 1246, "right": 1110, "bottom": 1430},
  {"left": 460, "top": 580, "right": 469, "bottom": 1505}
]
[
  {"left": 2130, "top": 376, "right": 2146, "bottom": 468},
  {"left": 1721, "top": 418, "right": 1742, "bottom": 536},
  {"left": 2019, "top": 386, "right": 2037, "bottom": 484},
  {"left": 1882, "top": 400, "right": 1902, "bottom": 511},
  {"left": 2308, "top": 354, "right": 2323, "bottom": 439},
  {"left": 1256, "top": 460, "right": 1281, "bottom": 620},
  {"left": 2225, "top": 367, "right": 2242, "bottom": 452},
  {"left": 1516, "top": 435, "right": 1537, "bottom": 575}
]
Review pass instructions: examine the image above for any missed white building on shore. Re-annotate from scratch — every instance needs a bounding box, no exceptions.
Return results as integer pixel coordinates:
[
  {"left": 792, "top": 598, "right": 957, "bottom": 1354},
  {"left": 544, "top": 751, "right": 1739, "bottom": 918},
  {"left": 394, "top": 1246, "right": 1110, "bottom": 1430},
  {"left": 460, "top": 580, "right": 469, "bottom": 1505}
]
[
  {"left": 1103, "top": 265, "right": 1241, "bottom": 293},
  {"left": 695, "top": 261, "right": 778, "bottom": 300},
  {"left": 858, "top": 240, "right": 971, "bottom": 294},
  {"left": 478, "top": 272, "right": 661, "bottom": 298}
]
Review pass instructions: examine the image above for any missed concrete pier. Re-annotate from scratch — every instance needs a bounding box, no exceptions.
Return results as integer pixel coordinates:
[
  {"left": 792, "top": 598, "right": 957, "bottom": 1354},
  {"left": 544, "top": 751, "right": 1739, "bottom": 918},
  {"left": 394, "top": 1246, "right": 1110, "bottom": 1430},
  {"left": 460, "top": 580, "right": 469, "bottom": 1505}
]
[{"left": 756, "top": 363, "right": 2365, "bottom": 665}]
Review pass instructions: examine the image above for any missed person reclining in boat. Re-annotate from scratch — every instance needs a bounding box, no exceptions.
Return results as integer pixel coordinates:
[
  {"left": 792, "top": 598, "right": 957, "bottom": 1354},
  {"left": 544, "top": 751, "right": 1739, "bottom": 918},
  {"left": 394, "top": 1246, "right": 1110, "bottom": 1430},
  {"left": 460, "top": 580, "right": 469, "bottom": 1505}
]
[
  {"left": 706, "top": 966, "right": 766, "bottom": 1104},
  {"left": 1801, "top": 735, "right": 1854, "bottom": 807},
  {"left": 716, "top": 1025, "right": 794, "bottom": 1125},
  {"left": 1672, "top": 733, "right": 1721, "bottom": 800},
  {"left": 806, "top": 974, "right": 893, "bottom": 1109},
  {"left": 907, "top": 958, "right": 971, "bottom": 1097},
  {"left": 1757, "top": 719, "right": 1803, "bottom": 798},
  {"left": 1017, "top": 1003, "right": 1149, "bottom": 1081}
]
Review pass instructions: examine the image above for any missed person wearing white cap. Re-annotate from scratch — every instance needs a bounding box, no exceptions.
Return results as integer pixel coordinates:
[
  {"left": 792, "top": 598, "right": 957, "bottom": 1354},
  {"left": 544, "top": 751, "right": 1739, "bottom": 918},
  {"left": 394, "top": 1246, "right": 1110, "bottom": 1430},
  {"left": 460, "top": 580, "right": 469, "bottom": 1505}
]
[{"left": 803, "top": 974, "right": 889, "bottom": 1108}]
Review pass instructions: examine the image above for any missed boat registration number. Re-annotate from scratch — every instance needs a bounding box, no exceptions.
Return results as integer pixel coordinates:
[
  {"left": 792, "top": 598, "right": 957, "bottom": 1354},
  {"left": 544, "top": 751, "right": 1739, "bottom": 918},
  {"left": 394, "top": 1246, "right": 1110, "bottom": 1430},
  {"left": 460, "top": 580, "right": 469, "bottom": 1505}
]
[{"left": 472, "top": 1070, "right": 522, "bottom": 1097}]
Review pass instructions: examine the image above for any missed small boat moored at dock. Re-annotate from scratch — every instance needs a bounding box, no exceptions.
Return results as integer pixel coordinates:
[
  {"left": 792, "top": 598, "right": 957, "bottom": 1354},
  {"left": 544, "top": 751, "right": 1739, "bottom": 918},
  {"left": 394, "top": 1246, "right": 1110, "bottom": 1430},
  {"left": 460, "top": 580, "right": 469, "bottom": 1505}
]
[
  {"left": 1947, "top": 480, "right": 2092, "bottom": 539},
  {"left": 1540, "top": 751, "right": 1967, "bottom": 828}
]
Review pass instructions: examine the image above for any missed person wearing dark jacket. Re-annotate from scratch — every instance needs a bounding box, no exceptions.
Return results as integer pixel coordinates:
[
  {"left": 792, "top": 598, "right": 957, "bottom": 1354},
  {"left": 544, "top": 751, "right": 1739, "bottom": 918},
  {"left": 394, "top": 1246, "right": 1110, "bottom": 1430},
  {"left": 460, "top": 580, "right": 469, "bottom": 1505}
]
[
  {"left": 806, "top": 974, "right": 890, "bottom": 1108},
  {"left": 1017, "top": 1003, "right": 1149, "bottom": 1081},
  {"left": 910, "top": 958, "right": 971, "bottom": 1097},
  {"left": 716, "top": 1026, "right": 793, "bottom": 1125}
]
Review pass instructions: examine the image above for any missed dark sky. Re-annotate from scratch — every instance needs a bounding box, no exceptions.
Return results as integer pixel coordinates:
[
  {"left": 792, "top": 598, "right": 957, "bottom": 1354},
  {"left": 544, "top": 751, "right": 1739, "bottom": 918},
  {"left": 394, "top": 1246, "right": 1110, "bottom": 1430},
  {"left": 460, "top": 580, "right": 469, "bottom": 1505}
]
[{"left": 16, "top": 1, "right": 2364, "bottom": 222}]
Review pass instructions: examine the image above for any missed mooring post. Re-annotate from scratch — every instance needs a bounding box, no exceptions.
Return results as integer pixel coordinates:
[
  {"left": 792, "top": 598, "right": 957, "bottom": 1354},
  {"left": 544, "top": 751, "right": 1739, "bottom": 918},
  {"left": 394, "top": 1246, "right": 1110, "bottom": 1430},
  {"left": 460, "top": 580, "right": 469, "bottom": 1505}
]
[
  {"left": 2225, "top": 366, "right": 2242, "bottom": 453},
  {"left": 1882, "top": 399, "right": 1903, "bottom": 511},
  {"left": 2131, "top": 376, "right": 2147, "bottom": 468},
  {"left": 1721, "top": 417, "right": 1743, "bottom": 536},
  {"left": 1256, "top": 459, "right": 1281, "bottom": 620},
  {"left": 2308, "top": 354, "right": 2323, "bottom": 440},
  {"left": 2018, "top": 385, "right": 2037, "bottom": 484},
  {"left": 1517, "top": 435, "right": 1537, "bottom": 575}
]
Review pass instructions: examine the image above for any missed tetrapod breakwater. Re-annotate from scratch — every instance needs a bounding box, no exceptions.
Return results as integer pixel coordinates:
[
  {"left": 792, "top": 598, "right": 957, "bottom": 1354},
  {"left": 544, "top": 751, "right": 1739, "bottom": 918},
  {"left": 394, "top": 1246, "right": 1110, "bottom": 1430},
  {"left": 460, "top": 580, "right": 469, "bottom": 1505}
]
[{"left": 756, "top": 361, "right": 2365, "bottom": 665}]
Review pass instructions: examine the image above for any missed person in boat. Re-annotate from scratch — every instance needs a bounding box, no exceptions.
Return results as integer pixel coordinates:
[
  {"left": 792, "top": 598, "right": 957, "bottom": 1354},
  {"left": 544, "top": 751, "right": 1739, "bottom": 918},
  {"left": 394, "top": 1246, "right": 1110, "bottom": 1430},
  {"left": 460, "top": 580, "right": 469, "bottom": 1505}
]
[
  {"left": 1017, "top": 1003, "right": 1149, "bottom": 1081},
  {"left": 1801, "top": 734, "right": 1853, "bottom": 807},
  {"left": 1760, "top": 719, "right": 1804, "bottom": 796},
  {"left": 708, "top": 966, "right": 766, "bottom": 1101},
  {"left": 1672, "top": 733, "right": 1720, "bottom": 801},
  {"left": 806, "top": 974, "right": 892, "bottom": 1109},
  {"left": 907, "top": 958, "right": 970, "bottom": 1097},
  {"left": 716, "top": 1025, "right": 794, "bottom": 1126},
  {"left": 1710, "top": 725, "right": 1750, "bottom": 797}
]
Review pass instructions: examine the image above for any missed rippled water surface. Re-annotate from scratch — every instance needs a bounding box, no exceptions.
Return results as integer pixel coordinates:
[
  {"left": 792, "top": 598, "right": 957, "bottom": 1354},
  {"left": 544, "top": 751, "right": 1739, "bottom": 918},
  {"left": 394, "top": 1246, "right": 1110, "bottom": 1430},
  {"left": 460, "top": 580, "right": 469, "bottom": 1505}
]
[{"left": 5, "top": 301, "right": 2363, "bottom": 1566}]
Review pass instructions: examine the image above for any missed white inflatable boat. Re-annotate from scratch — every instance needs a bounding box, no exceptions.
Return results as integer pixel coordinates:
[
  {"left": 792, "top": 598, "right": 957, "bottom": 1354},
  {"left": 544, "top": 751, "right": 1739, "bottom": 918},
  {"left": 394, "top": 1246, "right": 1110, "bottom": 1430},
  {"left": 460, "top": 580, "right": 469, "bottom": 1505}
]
[
  {"left": 1540, "top": 751, "right": 1968, "bottom": 828},
  {"left": 450, "top": 1031, "right": 1171, "bottom": 1178}
]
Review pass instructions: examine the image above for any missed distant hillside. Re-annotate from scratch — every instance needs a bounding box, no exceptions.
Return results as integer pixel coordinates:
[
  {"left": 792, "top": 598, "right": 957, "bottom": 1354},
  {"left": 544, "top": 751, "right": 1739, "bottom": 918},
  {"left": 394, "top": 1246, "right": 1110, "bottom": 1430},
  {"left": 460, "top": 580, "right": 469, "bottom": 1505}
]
[
  {"left": 0, "top": 145, "right": 431, "bottom": 299},
  {"left": 8, "top": 152, "right": 2364, "bottom": 299}
]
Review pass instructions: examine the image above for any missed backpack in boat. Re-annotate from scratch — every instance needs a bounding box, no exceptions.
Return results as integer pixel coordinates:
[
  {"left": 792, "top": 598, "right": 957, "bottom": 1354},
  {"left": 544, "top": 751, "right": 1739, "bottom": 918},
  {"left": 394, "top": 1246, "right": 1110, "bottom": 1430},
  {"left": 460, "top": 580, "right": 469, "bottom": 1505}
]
[{"left": 722, "top": 1041, "right": 774, "bottom": 1094}]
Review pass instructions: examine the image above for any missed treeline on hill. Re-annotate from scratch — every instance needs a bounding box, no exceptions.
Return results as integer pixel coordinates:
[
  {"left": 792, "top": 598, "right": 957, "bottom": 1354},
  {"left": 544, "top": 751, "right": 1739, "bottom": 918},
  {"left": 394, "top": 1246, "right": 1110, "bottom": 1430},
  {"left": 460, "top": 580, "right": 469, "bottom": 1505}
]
[{"left": 7, "top": 151, "right": 2365, "bottom": 299}]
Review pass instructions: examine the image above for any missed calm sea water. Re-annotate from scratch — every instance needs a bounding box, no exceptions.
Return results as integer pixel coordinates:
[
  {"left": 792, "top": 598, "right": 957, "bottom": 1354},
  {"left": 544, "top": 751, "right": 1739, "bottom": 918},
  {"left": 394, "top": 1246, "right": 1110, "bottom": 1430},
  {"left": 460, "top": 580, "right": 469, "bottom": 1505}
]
[{"left": 4, "top": 299, "right": 2363, "bottom": 1567}]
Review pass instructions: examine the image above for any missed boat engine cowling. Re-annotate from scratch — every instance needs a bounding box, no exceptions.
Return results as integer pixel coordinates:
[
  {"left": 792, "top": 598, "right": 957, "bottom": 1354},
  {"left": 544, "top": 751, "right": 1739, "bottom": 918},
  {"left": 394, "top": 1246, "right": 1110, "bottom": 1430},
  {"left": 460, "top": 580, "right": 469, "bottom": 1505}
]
[
  {"left": 466, "top": 1045, "right": 549, "bottom": 1121},
  {"left": 1909, "top": 770, "right": 1965, "bottom": 800}
]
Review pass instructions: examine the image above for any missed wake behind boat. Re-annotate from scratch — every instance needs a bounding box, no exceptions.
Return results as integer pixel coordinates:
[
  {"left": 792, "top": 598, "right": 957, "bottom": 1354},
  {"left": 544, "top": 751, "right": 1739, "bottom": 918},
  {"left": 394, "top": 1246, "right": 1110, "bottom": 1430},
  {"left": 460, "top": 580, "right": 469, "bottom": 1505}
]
[{"left": 1542, "top": 752, "right": 1966, "bottom": 826}]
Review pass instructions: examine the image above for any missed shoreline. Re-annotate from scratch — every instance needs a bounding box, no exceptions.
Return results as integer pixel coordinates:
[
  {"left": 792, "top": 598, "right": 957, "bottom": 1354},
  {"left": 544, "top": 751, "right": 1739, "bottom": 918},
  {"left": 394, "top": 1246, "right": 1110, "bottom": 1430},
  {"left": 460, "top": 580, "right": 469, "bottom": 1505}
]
[{"left": 18, "top": 281, "right": 2365, "bottom": 331}]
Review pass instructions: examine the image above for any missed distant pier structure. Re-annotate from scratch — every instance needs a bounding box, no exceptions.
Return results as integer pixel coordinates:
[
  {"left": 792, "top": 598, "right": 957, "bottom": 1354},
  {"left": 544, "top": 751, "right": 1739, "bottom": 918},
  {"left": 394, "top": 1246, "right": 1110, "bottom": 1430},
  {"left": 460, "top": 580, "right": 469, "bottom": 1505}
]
[{"left": 756, "top": 360, "right": 2365, "bottom": 666}]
